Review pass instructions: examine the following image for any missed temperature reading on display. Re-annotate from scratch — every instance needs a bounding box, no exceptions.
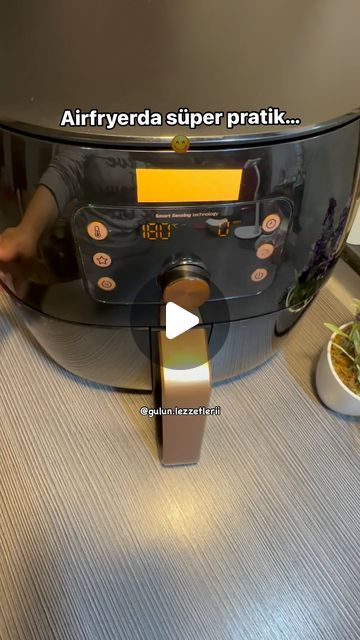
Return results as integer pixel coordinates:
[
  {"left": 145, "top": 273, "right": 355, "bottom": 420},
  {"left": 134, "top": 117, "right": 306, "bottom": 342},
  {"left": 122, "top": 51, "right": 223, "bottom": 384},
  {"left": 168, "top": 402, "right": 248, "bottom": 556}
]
[{"left": 141, "top": 222, "right": 171, "bottom": 240}]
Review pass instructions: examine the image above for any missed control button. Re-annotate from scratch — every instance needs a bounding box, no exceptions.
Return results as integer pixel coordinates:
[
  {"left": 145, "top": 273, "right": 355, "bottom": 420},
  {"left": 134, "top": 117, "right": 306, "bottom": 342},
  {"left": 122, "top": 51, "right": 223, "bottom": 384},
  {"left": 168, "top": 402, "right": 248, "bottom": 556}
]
[
  {"left": 93, "top": 252, "right": 112, "bottom": 268},
  {"left": 256, "top": 243, "right": 274, "bottom": 260},
  {"left": 87, "top": 221, "right": 108, "bottom": 240},
  {"left": 160, "top": 258, "right": 210, "bottom": 311},
  {"left": 163, "top": 277, "right": 210, "bottom": 311},
  {"left": 97, "top": 277, "right": 116, "bottom": 291},
  {"left": 250, "top": 268, "right": 268, "bottom": 282},
  {"left": 262, "top": 214, "right": 281, "bottom": 233}
]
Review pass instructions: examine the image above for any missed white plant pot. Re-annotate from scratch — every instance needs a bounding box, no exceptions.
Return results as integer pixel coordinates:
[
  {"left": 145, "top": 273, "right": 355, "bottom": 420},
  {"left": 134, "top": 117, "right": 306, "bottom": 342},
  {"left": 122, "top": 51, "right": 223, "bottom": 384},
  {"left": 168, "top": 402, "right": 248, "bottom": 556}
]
[{"left": 316, "top": 322, "right": 360, "bottom": 416}]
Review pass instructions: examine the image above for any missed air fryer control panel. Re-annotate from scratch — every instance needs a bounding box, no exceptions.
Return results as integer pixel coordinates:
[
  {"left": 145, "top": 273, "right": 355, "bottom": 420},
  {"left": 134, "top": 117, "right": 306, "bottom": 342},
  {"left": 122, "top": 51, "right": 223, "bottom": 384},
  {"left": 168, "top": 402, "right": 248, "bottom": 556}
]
[{"left": 72, "top": 198, "right": 292, "bottom": 304}]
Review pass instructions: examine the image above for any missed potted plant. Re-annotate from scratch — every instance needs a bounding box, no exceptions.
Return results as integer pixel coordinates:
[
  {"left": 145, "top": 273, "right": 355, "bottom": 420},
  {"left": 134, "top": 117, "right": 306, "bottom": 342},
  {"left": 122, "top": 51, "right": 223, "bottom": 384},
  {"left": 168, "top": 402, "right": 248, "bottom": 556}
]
[{"left": 316, "top": 299, "right": 360, "bottom": 415}]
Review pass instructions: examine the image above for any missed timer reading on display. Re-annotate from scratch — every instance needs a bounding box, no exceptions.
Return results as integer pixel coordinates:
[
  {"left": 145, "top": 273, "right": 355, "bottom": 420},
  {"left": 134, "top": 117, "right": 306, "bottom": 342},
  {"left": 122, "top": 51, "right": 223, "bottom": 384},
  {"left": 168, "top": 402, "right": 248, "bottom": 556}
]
[{"left": 141, "top": 220, "right": 231, "bottom": 240}]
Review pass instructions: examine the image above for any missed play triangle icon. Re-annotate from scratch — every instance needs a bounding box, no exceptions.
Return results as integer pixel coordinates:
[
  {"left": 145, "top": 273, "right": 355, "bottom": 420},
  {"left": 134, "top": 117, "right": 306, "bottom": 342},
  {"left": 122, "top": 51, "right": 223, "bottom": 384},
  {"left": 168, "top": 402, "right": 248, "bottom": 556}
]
[{"left": 165, "top": 302, "right": 199, "bottom": 340}]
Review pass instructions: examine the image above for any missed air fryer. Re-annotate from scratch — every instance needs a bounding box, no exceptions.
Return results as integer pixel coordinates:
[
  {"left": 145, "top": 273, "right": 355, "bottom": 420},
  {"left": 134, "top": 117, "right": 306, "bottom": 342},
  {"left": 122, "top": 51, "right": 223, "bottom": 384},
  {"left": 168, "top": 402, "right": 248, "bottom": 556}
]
[{"left": 0, "top": 1, "right": 359, "bottom": 465}]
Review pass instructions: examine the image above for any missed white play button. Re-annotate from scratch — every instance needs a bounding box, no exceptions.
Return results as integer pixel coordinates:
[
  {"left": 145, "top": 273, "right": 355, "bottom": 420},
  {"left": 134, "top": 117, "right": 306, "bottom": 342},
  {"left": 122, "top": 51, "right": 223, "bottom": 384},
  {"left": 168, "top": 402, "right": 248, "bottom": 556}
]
[{"left": 165, "top": 302, "right": 199, "bottom": 340}]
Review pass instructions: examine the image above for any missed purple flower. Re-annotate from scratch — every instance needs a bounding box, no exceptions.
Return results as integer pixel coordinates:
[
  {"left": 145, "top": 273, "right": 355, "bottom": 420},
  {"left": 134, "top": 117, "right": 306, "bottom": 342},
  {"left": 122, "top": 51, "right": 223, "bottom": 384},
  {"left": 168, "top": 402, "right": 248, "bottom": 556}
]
[
  {"left": 312, "top": 237, "right": 327, "bottom": 260},
  {"left": 329, "top": 205, "right": 349, "bottom": 253},
  {"left": 296, "top": 199, "right": 349, "bottom": 291},
  {"left": 322, "top": 197, "right": 337, "bottom": 235}
]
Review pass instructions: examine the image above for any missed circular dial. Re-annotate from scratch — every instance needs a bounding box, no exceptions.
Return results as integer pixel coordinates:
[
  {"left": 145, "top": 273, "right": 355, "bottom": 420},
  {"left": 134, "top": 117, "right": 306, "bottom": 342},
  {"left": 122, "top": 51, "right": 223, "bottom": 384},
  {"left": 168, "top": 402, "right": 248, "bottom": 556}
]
[{"left": 160, "top": 259, "right": 210, "bottom": 311}]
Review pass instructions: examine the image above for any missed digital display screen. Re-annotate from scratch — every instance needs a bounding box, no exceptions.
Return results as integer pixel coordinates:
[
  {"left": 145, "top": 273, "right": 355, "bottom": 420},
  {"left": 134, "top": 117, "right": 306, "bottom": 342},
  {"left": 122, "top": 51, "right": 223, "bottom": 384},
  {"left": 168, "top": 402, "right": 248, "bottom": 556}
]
[
  {"left": 136, "top": 169, "right": 243, "bottom": 203},
  {"left": 141, "top": 219, "right": 232, "bottom": 240}
]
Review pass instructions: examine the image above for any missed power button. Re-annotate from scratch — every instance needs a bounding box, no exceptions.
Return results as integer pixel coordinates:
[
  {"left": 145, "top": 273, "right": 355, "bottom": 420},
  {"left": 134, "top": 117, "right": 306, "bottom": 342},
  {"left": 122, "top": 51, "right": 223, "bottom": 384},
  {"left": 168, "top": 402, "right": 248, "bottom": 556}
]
[
  {"left": 98, "top": 277, "right": 116, "bottom": 291},
  {"left": 251, "top": 268, "right": 268, "bottom": 282}
]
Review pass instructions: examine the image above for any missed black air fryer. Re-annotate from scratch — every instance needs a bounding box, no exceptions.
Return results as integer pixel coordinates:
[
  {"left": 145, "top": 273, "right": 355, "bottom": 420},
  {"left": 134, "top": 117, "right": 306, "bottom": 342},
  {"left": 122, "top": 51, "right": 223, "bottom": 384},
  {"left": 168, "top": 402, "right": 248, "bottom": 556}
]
[{"left": 0, "top": 1, "right": 359, "bottom": 464}]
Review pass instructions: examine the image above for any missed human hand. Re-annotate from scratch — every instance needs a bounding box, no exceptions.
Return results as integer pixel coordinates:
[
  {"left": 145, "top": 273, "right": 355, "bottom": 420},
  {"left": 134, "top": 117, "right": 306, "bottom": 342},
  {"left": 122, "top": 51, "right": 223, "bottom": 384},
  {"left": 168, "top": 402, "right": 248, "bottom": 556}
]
[{"left": 0, "top": 225, "right": 39, "bottom": 294}]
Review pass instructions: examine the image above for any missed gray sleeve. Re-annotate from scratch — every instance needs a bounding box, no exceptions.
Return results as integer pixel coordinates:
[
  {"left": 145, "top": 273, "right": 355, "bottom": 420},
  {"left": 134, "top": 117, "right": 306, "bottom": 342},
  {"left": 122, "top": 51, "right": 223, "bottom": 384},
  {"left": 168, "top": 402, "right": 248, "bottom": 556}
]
[{"left": 38, "top": 147, "right": 90, "bottom": 213}]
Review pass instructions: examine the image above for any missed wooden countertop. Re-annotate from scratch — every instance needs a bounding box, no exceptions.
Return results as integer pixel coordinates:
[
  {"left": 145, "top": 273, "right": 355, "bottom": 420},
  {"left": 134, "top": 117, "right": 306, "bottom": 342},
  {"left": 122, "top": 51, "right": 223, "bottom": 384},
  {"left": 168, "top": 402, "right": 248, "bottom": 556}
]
[{"left": 1, "top": 260, "right": 359, "bottom": 640}]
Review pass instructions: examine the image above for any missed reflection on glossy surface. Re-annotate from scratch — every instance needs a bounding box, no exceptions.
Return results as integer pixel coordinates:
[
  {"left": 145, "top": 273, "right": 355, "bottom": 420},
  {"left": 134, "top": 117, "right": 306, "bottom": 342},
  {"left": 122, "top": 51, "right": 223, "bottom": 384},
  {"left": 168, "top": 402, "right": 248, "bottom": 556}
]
[
  {"left": 17, "top": 301, "right": 152, "bottom": 390},
  {"left": 0, "top": 120, "right": 359, "bottom": 386},
  {"left": 16, "top": 297, "right": 318, "bottom": 389}
]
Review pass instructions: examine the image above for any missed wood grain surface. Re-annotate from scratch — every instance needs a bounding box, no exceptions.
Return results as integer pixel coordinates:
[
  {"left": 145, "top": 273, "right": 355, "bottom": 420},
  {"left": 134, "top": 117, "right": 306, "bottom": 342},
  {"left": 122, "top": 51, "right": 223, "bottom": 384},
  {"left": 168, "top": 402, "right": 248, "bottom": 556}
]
[{"left": 1, "top": 261, "right": 359, "bottom": 639}]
